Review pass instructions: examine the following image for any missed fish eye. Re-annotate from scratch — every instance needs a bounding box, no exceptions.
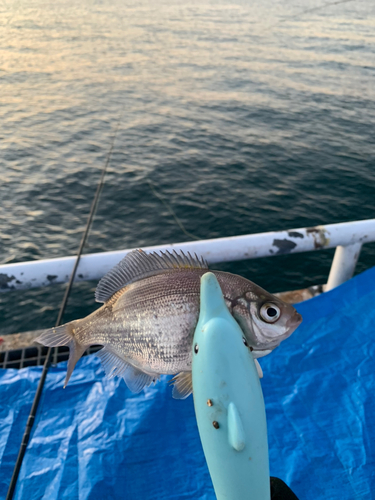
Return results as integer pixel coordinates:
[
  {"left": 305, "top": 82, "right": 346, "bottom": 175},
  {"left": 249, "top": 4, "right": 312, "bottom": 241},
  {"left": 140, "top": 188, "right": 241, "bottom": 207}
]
[
  {"left": 260, "top": 303, "right": 281, "bottom": 323},
  {"left": 194, "top": 343, "right": 199, "bottom": 354},
  {"left": 242, "top": 337, "right": 248, "bottom": 347}
]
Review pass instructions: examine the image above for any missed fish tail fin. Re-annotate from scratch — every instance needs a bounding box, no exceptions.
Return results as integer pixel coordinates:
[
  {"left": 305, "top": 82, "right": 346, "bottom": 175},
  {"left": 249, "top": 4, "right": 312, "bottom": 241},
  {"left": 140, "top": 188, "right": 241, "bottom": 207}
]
[{"left": 35, "top": 321, "right": 87, "bottom": 388}]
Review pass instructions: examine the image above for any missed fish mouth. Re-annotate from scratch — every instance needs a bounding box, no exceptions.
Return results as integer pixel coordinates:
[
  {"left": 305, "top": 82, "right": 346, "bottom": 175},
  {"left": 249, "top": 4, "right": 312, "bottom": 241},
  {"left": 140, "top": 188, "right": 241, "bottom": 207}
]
[{"left": 286, "top": 311, "right": 302, "bottom": 331}]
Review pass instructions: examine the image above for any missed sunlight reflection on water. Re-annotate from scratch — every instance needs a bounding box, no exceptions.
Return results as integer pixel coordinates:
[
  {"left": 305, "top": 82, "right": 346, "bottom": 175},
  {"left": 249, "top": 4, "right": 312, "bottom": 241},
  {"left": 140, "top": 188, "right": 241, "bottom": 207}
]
[{"left": 1, "top": 0, "right": 374, "bottom": 333}]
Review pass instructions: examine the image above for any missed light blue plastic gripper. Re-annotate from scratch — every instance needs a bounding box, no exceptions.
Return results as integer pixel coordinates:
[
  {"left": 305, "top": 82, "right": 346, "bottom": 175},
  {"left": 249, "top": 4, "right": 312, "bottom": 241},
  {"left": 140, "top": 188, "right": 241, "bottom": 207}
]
[{"left": 192, "top": 272, "right": 270, "bottom": 500}]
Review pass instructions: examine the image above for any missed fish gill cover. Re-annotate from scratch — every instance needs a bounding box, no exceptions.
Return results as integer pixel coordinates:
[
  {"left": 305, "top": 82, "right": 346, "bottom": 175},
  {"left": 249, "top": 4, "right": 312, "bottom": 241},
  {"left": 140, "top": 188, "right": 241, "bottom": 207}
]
[{"left": 1, "top": 266, "right": 375, "bottom": 499}]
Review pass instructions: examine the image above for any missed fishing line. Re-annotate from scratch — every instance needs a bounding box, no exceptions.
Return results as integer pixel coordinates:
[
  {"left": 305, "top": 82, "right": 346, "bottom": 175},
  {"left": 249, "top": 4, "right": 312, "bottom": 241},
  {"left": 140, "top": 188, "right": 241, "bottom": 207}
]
[
  {"left": 147, "top": 180, "right": 201, "bottom": 241},
  {"left": 6, "top": 116, "right": 122, "bottom": 500},
  {"left": 270, "top": 0, "right": 357, "bottom": 29},
  {"left": 282, "top": 0, "right": 356, "bottom": 22}
]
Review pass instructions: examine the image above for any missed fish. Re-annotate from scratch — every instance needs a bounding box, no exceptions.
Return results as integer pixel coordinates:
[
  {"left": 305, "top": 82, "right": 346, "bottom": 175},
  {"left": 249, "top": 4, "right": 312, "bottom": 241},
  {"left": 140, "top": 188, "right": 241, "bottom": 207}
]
[{"left": 36, "top": 249, "right": 302, "bottom": 398}]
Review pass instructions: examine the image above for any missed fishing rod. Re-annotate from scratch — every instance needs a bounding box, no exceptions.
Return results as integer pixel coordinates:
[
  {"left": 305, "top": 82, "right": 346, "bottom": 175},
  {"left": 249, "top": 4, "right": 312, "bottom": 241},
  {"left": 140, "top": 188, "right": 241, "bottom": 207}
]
[{"left": 5, "top": 117, "right": 122, "bottom": 500}]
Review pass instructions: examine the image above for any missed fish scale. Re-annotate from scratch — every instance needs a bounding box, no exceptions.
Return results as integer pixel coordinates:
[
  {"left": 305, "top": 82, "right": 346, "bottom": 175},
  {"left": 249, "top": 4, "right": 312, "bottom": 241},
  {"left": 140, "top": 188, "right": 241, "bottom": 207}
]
[{"left": 36, "top": 249, "right": 302, "bottom": 398}]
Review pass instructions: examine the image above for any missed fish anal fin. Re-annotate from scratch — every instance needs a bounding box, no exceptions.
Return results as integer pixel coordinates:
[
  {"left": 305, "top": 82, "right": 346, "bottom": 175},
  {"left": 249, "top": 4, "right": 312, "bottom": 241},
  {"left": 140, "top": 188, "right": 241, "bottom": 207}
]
[
  {"left": 96, "top": 347, "right": 159, "bottom": 393},
  {"left": 95, "top": 249, "right": 209, "bottom": 303},
  {"left": 171, "top": 371, "right": 193, "bottom": 399},
  {"left": 124, "top": 366, "right": 158, "bottom": 394},
  {"left": 96, "top": 346, "right": 129, "bottom": 378}
]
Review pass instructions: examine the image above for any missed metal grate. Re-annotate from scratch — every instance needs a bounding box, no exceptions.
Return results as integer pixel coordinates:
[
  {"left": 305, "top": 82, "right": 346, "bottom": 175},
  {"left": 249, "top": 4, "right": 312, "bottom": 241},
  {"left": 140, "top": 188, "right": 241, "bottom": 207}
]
[{"left": 0, "top": 345, "right": 102, "bottom": 370}]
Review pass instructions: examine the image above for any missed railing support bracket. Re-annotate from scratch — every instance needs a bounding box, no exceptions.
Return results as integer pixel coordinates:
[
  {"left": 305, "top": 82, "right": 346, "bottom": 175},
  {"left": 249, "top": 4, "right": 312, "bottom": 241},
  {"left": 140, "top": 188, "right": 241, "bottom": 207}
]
[{"left": 326, "top": 243, "right": 362, "bottom": 291}]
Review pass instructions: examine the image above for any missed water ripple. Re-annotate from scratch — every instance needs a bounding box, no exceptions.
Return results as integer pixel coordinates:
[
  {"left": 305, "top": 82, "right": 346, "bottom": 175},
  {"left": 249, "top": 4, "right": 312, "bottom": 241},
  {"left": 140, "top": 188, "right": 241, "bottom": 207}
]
[{"left": 0, "top": 0, "right": 374, "bottom": 333}]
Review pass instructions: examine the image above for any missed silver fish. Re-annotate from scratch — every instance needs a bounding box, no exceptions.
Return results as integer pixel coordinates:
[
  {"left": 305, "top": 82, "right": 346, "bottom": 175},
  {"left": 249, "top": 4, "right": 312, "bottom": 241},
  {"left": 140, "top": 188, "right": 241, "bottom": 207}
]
[{"left": 36, "top": 249, "right": 302, "bottom": 398}]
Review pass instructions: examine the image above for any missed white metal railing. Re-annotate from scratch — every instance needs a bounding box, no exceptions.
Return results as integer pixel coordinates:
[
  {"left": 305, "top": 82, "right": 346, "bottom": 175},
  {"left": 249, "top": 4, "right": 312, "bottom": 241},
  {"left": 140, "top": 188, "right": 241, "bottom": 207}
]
[{"left": 0, "top": 219, "right": 374, "bottom": 293}]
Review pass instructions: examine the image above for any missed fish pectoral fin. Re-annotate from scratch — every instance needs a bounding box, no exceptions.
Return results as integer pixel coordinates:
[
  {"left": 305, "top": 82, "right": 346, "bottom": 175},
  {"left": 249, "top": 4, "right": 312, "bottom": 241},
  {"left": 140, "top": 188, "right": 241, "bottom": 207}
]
[
  {"left": 96, "top": 347, "right": 159, "bottom": 393},
  {"left": 170, "top": 372, "right": 193, "bottom": 399}
]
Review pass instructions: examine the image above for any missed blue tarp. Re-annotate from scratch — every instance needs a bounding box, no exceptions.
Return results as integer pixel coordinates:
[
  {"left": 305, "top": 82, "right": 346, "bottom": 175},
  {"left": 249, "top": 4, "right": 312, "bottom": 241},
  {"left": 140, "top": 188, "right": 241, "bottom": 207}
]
[{"left": 1, "top": 267, "right": 375, "bottom": 499}]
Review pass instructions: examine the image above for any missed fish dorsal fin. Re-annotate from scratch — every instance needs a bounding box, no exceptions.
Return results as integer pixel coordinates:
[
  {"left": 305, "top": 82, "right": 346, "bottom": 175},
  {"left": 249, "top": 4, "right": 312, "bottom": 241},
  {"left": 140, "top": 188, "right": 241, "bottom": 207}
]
[{"left": 95, "top": 249, "right": 208, "bottom": 303}]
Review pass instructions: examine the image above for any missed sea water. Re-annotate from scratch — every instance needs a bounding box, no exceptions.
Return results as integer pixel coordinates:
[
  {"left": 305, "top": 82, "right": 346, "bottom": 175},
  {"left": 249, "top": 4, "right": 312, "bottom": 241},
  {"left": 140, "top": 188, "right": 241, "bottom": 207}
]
[{"left": 1, "top": 0, "right": 374, "bottom": 333}]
